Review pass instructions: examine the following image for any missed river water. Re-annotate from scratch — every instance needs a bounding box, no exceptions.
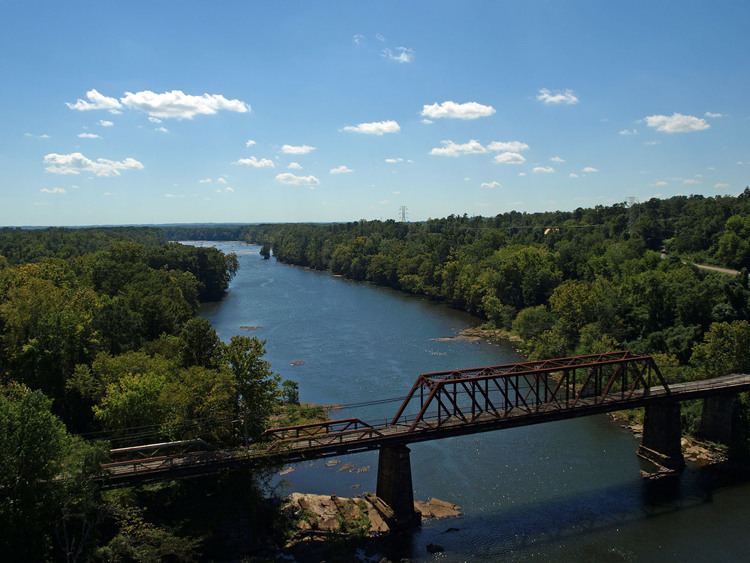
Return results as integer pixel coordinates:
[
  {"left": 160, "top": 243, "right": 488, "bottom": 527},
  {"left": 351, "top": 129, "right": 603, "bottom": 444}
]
[{"left": 195, "top": 241, "right": 750, "bottom": 562}]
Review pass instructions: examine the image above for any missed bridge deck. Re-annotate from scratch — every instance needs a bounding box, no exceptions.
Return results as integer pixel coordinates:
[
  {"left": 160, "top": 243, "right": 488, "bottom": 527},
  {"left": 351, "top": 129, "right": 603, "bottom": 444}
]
[{"left": 101, "top": 373, "right": 750, "bottom": 486}]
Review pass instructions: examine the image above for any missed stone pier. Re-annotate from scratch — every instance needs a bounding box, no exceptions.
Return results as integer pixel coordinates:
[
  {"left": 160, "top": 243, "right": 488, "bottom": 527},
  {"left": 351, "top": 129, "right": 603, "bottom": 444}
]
[
  {"left": 376, "top": 444, "right": 420, "bottom": 528},
  {"left": 698, "top": 394, "right": 748, "bottom": 458},
  {"left": 638, "top": 399, "right": 685, "bottom": 471}
]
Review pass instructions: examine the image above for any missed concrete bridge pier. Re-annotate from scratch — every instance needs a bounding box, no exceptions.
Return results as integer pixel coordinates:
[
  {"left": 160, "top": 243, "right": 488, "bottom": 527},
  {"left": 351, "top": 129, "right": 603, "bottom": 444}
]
[
  {"left": 638, "top": 399, "right": 685, "bottom": 471},
  {"left": 376, "top": 444, "right": 420, "bottom": 528},
  {"left": 698, "top": 394, "right": 748, "bottom": 458}
]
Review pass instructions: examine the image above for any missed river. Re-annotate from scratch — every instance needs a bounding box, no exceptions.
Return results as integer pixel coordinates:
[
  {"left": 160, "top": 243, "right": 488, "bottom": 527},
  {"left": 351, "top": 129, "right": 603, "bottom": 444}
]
[{"left": 195, "top": 241, "right": 750, "bottom": 562}]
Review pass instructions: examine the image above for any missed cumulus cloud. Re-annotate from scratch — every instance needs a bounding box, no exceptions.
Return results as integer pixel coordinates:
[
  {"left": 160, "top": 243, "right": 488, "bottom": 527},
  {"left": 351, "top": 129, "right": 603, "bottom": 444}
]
[
  {"left": 683, "top": 178, "right": 701, "bottom": 185},
  {"left": 148, "top": 116, "right": 162, "bottom": 123},
  {"left": 66, "top": 89, "right": 122, "bottom": 112},
  {"left": 421, "top": 101, "right": 496, "bottom": 120},
  {"left": 330, "top": 165, "right": 353, "bottom": 174},
  {"left": 480, "top": 181, "right": 501, "bottom": 189},
  {"left": 99, "top": 120, "right": 114, "bottom": 127},
  {"left": 120, "top": 90, "right": 249, "bottom": 119},
  {"left": 77, "top": 133, "right": 100, "bottom": 139},
  {"left": 382, "top": 47, "right": 414, "bottom": 63},
  {"left": 487, "top": 141, "right": 529, "bottom": 153},
  {"left": 619, "top": 128, "right": 638, "bottom": 135},
  {"left": 281, "top": 144, "right": 316, "bottom": 155},
  {"left": 342, "top": 120, "right": 400, "bottom": 135},
  {"left": 44, "top": 152, "right": 144, "bottom": 177},
  {"left": 430, "top": 139, "right": 486, "bottom": 157},
  {"left": 653, "top": 180, "right": 668, "bottom": 187},
  {"left": 533, "top": 166, "right": 555, "bottom": 174},
  {"left": 714, "top": 182, "right": 730, "bottom": 189},
  {"left": 25, "top": 133, "right": 51, "bottom": 139},
  {"left": 421, "top": 119, "right": 433, "bottom": 125},
  {"left": 385, "top": 158, "right": 404, "bottom": 164},
  {"left": 353, "top": 34, "right": 365, "bottom": 46},
  {"left": 537, "top": 88, "right": 579, "bottom": 105},
  {"left": 275, "top": 172, "right": 320, "bottom": 188},
  {"left": 199, "top": 178, "right": 213, "bottom": 184},
  {"left": 216, "top": 177, "right": 227, "bottom": 184},
  {"left": 645, "top": 113, "right": 709, "bottom": 133},
  {"left": 494, "top": 152, "right": 526, "bottom": 164},
  {"left": 550, "top": 156, "right": 566, "bottom": 163},
  {"left": 288, "top": 162, "right": 302, "bottom": 170},
  {"left": 40, "top": 187, "right": 66, "bottom": 194},
  {"left": 245, "top": 139, "right": 256, "bottom": 147},
  {"left": 569, "top": 173, "right": 579, "bottom": 178},
  {"left": 154, "top": 126, "right": 169, "bottom": 133},
  {"left": 582, "top": 166, "right": 598, "bottom": 173},
  {"left": 235, "top": 156, "right": 275, "bottom": 168},
  {"left": 705, "top": 112, "right": 723, "bottom": 118}
]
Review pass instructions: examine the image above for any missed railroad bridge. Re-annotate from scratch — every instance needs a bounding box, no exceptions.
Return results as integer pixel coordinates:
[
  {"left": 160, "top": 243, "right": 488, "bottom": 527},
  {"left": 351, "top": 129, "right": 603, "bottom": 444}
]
[{"left": 101, "top": 351, "right": 750, "bottom": 526}]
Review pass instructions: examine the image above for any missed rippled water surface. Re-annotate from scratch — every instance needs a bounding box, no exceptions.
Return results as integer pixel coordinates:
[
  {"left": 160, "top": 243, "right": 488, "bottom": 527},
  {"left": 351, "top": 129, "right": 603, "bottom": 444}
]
[{"left": 194, "top": 241, "right": 750, "bottom": 562}]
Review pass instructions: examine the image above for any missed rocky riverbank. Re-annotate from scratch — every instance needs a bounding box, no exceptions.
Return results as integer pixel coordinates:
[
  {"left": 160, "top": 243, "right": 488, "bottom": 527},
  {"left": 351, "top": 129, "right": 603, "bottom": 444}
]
[{"left": 282, "top": 493, "right": 461, "bottom": 546}]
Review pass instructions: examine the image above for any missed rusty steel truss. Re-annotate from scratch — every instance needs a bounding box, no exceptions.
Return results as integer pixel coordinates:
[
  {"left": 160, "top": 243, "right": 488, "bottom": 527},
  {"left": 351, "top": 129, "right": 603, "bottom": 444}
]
[
  {"left": 260, "top": 418, "right": 384, "bottom": 453},
  {"left": 390, "top": 351, "right": 669, "bottom": 430}
]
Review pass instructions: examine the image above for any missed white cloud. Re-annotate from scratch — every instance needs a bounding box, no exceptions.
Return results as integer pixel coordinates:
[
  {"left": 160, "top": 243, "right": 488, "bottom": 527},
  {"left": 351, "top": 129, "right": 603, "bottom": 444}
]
[
  {"left": 288, "top": 162, "right": 302, "bottom": 170},
  {"left": 569, "top": 173, "right": 579, "bottom": 178},
  {"left": 120, "top": 90, "right": 249, "bottom": 119},
  {"left": 275, "top": 172, "right": 320, "bottom": 188},
  {"left": 245, "top": 139, "right": 256, "bottom": 147},
  {"left": 533, "top": 166, "right": 555, "bottom": 174},
  {"left": 25, "top": 133, "right": 51, "bottom": 139},
  {"left": 148, "top": 116, "right": 162, "bottom": 123},
  {"left": 619, "top": 128, "right": 638, "bottom": 135},
  {"left": 235, "top": 156, "right": 275, "bottom": 168},
  {"left": 494, "top": 152, "right": 526, "bottom": 164},
  {"left": 645, "top": 113, "right": 709, "bottom": 133},
  {"left": 653, "top": 181, "right": 668, "bottom": 187},
  {"left": 714, "top": 182, "right": 730, "bottom": 189},
  {"left": 537, "top": 88, "right": 579, "bottom": 105},
  {"left": 40, "top": 187, "right": 66, "bottom": 194},
  {"left": 385, "top": 158, "right": 404, "bottom": 164},
  {"left": 342, "top": 120, "right": 400, "bottom": 135},
  {"left": 582, "top": 166, "right": 598, "bottom": 173},
  {"left": 430, "top": 139, "right": 486, "bottom": 157},
  {"left": 550, "top": 156, "right": 565, "bottom": 163},
  {"left": 480, "top": 181, "right": 501, "bottom": 189},
  {"left": 281, "top": 144, "right": 316, "bottom": 154},
  {"left": 644, "top": 140, "right": 660, "bottom": 146},
  {"left": 44, "top": 152, "right": 144, "bottom": 177},
  {"left": 216, "top": 177, "right": 227, "bottom": 184},
  {"left": 215, "top": 186, "right": 235, "bottom": 193},
  {"left": 382, "top": 47, "right": 414, "bottom": 63},
  {"left": 154, "top": 126, "right": 169, "bottom": 133},
  {"left": 99, "top": 120, "right": 114, "bottom": 127},
  {"left": 353, "top": 34, "right": 365, "bottom": 46},
  {"left": 199, "top": 178, "right": 213, "bottom": 184},
  {"left": 330, "top": 165, "right": 353, "bottom": 174},
  {"left": 683, "top": 178, "right": 701, "bottom": 185},
  {"left": 705, "top": 112, "right": 723, "bottom": 118},
  {"left": 66, "top": 89, "right": 122, "bottom": 112},
  {"left": 77, "top": 132, "right": 100, "bottom": 139},
  {"left": 421, "top": 119, "right": 433, "bottom": 125},
  {"left": 421, "top": 101, "right": 495, "bottom": 120},
  {"left": 518, "top": 172, "right": 527, "bottom": 177},
  {"left": 487, "top": 141, "right": 529, "bottom": 153},
  {"left": 375, "top": 33, "right": 386, "bottom": 42}
]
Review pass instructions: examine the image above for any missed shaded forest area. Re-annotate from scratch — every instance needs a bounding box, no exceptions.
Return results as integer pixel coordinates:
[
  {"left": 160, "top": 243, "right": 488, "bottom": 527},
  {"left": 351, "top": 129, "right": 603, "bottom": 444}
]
[{"left": 0, "top": 228, "right": 299, "bottom": 561}]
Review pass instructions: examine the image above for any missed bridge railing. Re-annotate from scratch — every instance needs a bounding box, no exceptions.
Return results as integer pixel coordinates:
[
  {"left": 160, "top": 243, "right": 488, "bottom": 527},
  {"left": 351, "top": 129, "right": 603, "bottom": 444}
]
[{"left": 390, "top": 351, "right": 668, "bottom": 431}]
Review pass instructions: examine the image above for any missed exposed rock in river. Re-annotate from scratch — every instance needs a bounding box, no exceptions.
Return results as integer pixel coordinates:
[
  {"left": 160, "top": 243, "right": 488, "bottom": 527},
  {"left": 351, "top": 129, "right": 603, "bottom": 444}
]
[{"left": 283, "top": 493, "right": 461, "bottom": 545}]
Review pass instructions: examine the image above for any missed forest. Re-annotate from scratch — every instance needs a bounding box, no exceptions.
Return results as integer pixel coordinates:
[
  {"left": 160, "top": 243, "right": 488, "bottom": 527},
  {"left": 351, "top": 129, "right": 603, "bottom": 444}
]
[
  {"left": 4, "top": 190, "right": 750, "bottom": 560},
  {"left": 241, "top": 190, "right": 750, "bottom": 437},
  {"left": 0, "top": 228, "right": 300, "bottom": 561}
]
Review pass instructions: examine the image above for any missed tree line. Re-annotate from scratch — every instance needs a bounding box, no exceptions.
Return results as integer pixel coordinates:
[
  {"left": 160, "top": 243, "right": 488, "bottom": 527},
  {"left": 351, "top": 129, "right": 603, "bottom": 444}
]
[{"left": 0, "top": 228, "right": 297, "bottom": 561}]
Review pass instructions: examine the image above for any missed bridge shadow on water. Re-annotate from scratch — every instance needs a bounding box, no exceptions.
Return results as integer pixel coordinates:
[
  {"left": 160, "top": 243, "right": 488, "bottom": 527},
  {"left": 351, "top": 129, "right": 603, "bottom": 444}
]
[{"left": 369, "top": 462, "right": 750, "bottom": 562}]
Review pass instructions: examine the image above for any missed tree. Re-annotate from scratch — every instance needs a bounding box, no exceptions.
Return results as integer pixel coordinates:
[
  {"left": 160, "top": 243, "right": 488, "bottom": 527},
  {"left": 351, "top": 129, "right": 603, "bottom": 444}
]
[
  {"left": 223, "top": 336, "right": 280, "bottom": 440},
  {"left": 178, "top": 318, "right": 223, "bottom": 369},
  {"left": 691, "top": 320, "right": 750, "bottom": 378}
]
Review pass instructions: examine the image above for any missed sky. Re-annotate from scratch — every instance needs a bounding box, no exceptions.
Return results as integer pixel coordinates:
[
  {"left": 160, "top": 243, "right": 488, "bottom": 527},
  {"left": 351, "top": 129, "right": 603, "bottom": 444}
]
[{"left": 1, "top": 0, "right": 749, "bottom": 226}]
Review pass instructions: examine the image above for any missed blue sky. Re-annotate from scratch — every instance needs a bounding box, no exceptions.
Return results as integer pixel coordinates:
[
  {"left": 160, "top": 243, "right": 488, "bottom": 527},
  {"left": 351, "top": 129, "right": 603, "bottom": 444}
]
[{"left": 1, "top": 1, "right": 749, "bottom": 226}]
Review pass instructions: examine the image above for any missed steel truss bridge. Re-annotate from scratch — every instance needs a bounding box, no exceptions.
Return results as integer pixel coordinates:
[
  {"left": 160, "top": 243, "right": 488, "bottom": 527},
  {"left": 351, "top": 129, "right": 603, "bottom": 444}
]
[{"left": 101, "top": 351, "right": 750, "bottom": 487}]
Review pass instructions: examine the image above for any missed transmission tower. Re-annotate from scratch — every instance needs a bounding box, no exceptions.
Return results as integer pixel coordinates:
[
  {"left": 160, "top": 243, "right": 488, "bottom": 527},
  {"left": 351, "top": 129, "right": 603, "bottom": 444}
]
[{"left": 398, "top": 205, "right": 408, "bottom": 222}]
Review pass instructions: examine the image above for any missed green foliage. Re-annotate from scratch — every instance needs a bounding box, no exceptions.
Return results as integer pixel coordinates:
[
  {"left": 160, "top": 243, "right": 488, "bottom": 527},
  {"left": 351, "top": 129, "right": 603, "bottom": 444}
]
[{"left": 691, "top": 320, "right": 750, "bottom": 378}]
